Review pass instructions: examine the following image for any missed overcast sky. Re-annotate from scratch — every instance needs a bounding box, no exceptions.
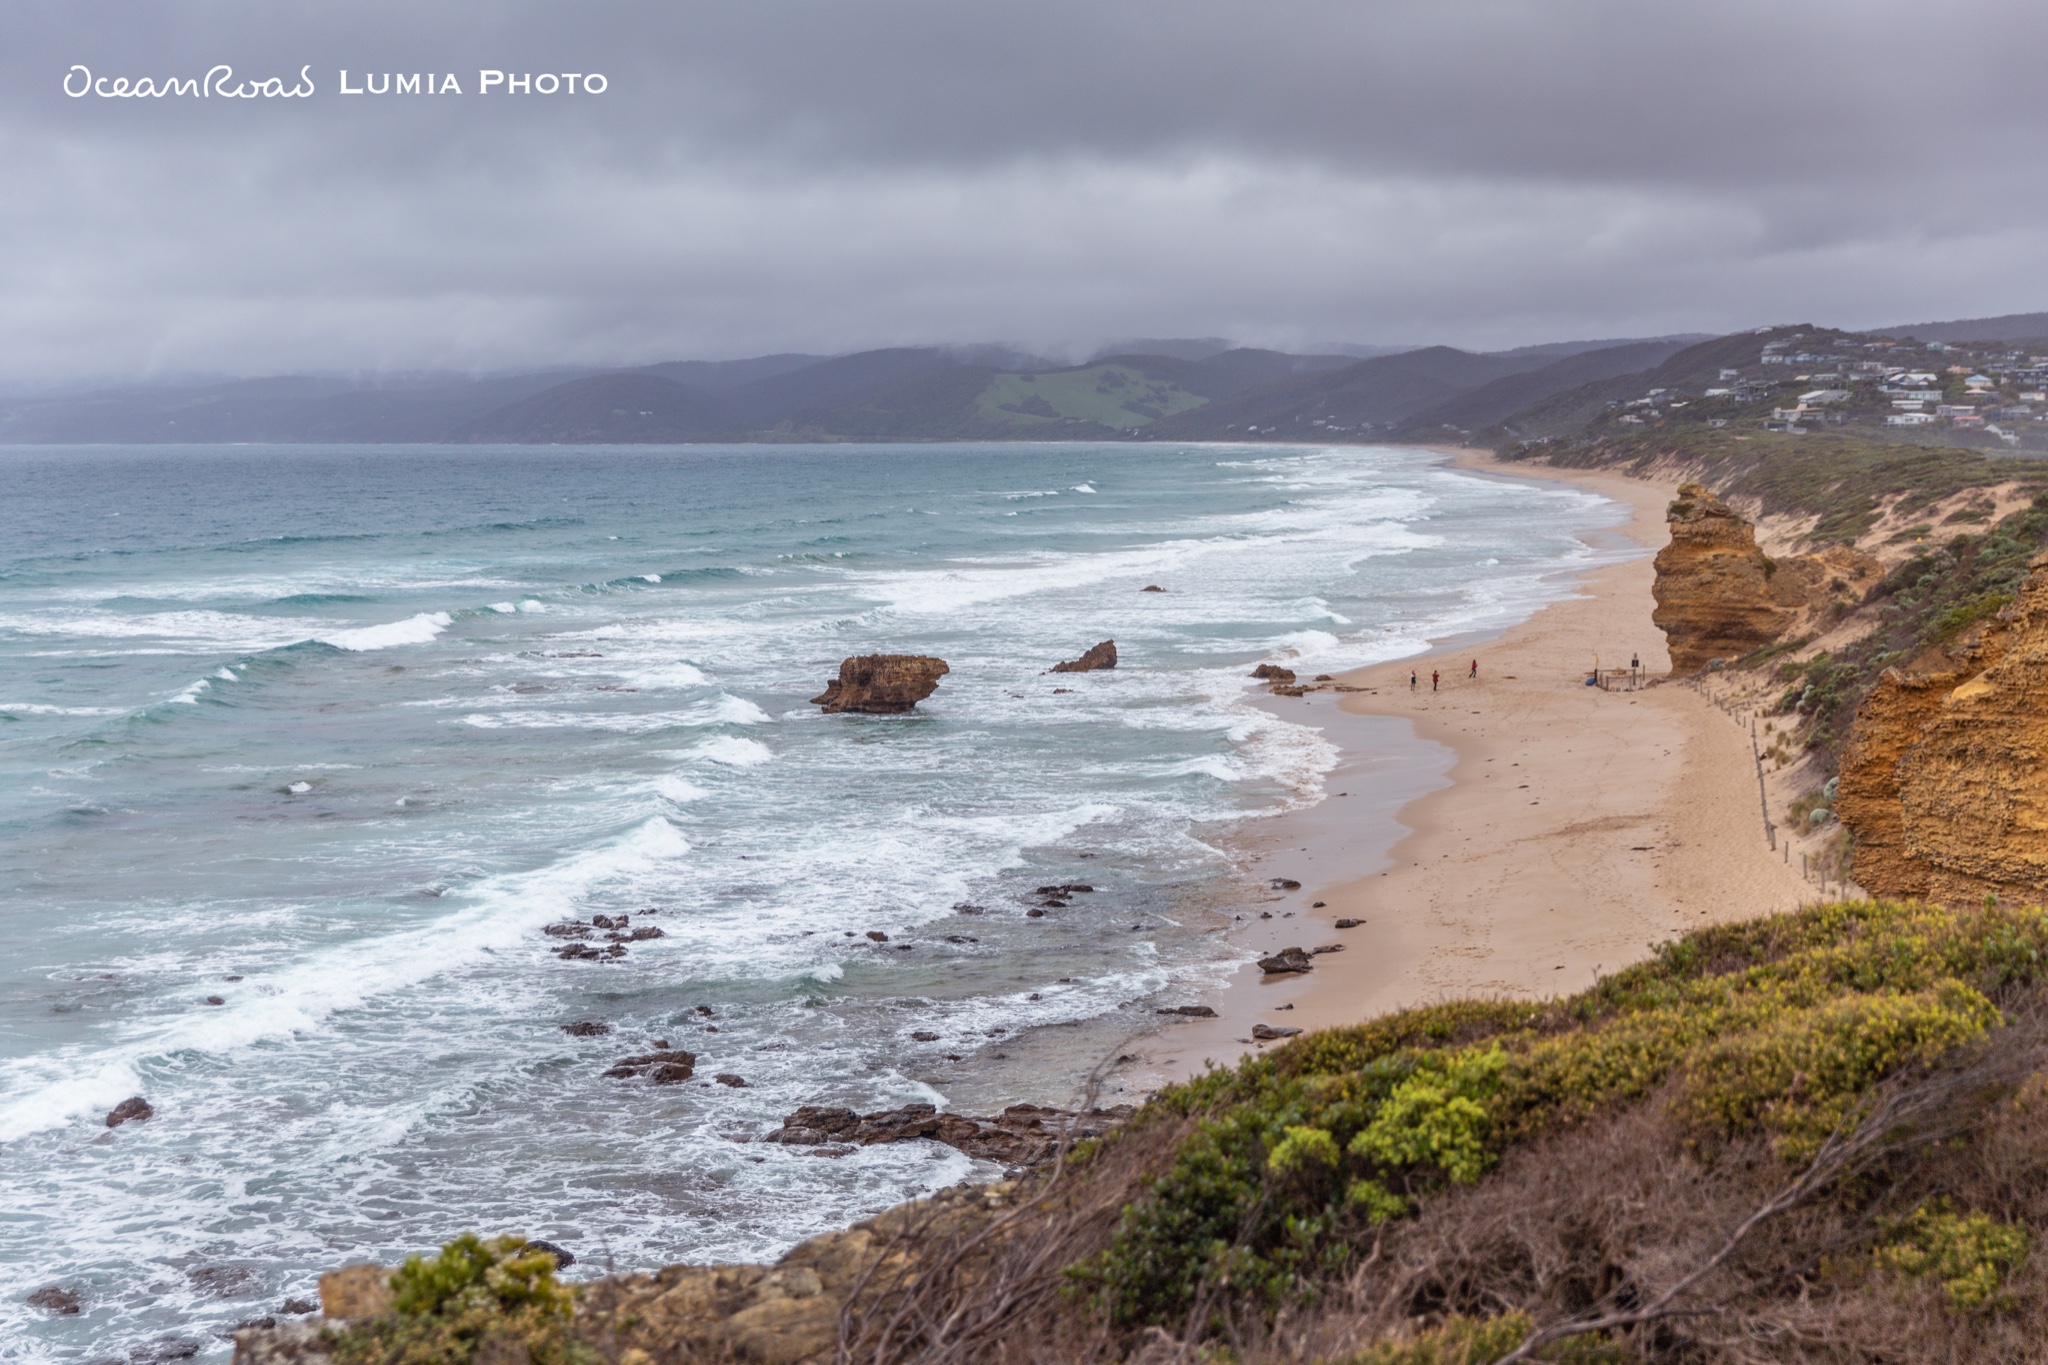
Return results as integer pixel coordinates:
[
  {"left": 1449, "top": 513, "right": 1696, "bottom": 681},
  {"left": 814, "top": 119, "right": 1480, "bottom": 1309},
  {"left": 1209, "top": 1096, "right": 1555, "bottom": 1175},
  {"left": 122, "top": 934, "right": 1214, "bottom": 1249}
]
[{"left": 8, "top": 0, "right": 2048, "bottom": 382}]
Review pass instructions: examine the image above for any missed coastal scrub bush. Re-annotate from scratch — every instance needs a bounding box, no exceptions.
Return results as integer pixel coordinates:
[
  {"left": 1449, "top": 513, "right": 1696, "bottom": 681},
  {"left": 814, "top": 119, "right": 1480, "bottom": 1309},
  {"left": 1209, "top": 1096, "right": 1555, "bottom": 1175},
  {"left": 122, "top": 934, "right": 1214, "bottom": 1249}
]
[
  {"left": 1874, "top": 1204, "right": 2032, "bottom": 1311},
  {"left": 330, "top": 1234, "right": 589, "bottom": 1365},
  {"left": 1334, "top": 1312, "right": 1629, "bottom": 1364},
  {"left": 1070, "top": 899, "right": 2048, "bottom": 1329}
]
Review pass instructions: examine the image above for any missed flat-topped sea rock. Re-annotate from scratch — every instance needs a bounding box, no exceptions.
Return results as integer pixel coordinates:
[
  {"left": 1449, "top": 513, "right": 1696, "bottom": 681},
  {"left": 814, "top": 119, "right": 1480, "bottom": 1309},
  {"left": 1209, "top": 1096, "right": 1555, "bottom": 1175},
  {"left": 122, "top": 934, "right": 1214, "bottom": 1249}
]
[{"left": 810, "top": 654, "right": 949, "bottom": 714}]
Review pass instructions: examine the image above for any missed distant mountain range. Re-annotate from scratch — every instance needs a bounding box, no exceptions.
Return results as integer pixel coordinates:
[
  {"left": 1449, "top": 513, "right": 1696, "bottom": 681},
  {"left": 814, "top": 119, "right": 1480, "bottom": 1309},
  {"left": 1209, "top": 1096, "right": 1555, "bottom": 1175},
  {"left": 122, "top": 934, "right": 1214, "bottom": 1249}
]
[{"left": 3, "top": 310, "right": 2039, "bottom": 446}]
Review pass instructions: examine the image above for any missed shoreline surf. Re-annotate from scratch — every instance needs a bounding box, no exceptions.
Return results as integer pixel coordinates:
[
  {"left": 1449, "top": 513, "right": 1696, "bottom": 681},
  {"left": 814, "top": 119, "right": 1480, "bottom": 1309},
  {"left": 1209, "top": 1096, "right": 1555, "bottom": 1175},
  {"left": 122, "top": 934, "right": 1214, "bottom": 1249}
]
[{"left": 1132, "top": 447, "right": 1815, "bottom": 1084}]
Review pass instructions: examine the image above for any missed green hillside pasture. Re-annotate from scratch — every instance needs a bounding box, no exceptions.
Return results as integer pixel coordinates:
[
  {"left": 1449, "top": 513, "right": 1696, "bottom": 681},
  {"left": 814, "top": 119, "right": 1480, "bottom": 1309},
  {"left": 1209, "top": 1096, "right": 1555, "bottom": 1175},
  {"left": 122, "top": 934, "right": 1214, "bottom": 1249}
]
[{"left": 973, "top": 364, "right": 1209, "bottom": 430}]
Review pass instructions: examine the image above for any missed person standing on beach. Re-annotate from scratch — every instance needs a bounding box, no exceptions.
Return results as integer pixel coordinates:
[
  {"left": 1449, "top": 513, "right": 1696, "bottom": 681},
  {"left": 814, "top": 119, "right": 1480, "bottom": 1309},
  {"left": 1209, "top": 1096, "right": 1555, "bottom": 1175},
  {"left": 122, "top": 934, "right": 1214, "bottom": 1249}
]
[
  {"left": 1431, "top": 669, "right": 1439, "bottom": 691},
  {"left": 1468, "top": 659, "right": 1477, "bottom": 680},
  {"left": 1410, "top": 669, "right": 1417, "bottom": 690}
]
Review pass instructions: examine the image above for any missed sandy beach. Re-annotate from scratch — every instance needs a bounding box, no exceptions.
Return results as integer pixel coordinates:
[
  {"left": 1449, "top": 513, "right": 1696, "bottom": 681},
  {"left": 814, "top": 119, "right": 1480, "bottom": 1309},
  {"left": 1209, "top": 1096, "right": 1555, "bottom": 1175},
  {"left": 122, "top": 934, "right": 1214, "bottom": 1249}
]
[{"left": 1136, "top": 448, "right": 1815, "bottom": 1082}]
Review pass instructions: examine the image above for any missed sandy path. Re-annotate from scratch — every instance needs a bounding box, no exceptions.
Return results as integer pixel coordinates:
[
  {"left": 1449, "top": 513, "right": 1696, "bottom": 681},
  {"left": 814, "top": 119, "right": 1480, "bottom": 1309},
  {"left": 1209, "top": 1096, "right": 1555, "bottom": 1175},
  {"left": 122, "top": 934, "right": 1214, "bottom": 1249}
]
[{"left": 1130, "top": 451, "right": 1815, "bottom": 1083}]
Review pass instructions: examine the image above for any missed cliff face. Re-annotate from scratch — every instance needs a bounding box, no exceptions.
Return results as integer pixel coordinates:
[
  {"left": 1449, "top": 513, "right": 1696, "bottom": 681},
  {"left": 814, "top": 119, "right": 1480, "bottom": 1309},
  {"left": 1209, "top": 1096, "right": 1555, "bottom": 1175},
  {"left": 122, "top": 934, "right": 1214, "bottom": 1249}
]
[
  {"left": 1837, "top": 554, "right": 2048, "bottom": 906},
  {"left": 1650, "top": 483, "right": 1877, "bottom": 675}
]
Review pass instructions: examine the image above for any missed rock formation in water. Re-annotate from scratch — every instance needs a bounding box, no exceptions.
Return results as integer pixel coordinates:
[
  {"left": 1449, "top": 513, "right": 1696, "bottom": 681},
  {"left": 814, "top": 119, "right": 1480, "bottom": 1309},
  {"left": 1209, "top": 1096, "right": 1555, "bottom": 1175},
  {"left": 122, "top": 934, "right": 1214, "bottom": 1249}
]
[
  {"left": 1050, "top": 639, "right": 1117, "bottom": 673},
  {"left": 760, "top": 1100, "right": 1130, "bottom": 1166},
  {"left": 1838, "top": 553, "right": 2048, "bottom": 906},
  {"left": 810, "top": 654, "right": 949, "bottom": 714},
  {"left": 1651, "top": 483, "right": 1879, "bottom": 674}
]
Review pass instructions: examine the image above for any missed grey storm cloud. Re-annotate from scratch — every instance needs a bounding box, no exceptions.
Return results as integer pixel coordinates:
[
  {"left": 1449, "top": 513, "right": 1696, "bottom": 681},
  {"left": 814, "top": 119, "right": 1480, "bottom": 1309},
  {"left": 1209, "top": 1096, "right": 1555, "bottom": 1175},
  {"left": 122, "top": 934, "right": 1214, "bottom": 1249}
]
[{"left": 6, "top": 0, "right": 2048, "bottom": 382}]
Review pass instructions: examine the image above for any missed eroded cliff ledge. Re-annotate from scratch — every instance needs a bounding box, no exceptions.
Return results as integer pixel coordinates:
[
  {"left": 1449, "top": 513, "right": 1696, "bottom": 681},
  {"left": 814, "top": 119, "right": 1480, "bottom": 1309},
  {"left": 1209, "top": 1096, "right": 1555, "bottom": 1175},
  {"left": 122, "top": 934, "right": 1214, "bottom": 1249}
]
[
  {"left": 1838, "top": 552, "right": 2048, "bottom": 907},
  {"left": 1651, "top": 483, "right": 1877, "bottom": 675}
]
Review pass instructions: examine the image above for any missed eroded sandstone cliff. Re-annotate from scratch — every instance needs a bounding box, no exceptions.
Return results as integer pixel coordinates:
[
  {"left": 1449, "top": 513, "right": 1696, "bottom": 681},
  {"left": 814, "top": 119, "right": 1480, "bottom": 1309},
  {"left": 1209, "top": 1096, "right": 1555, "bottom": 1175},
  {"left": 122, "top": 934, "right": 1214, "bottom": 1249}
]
[
  {"left": 1838, "top": 554, "right": 2048, "bottom": 906},
  {"left": 1651, "top": 483, "right": 1877, "bottom": 674}
]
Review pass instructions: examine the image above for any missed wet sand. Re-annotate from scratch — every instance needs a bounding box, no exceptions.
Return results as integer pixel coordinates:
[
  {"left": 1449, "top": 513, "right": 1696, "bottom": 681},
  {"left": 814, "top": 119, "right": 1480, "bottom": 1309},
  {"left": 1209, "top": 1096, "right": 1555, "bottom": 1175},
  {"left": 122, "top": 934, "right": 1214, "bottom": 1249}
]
[{"left": 1131, "top": 450, "right": 1815, "bottom": 1084}]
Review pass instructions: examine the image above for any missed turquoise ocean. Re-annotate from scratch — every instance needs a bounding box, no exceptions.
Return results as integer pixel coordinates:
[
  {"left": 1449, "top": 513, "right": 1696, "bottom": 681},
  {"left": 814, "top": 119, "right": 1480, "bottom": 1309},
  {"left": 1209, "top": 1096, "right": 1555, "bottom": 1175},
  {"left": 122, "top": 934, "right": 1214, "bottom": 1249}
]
[{"left": 0, "top": 442, "right": 1622, "bottom": 1359}]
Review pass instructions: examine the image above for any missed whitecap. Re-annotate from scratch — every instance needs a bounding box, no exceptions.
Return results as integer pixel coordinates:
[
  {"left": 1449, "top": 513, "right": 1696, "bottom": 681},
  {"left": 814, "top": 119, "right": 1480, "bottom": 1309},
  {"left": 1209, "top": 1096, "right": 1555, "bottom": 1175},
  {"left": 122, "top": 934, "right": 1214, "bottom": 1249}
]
[
  {"left": 698, "top": 735, "right": 772, "bottom": 766},
  {"left": 316, "top": 612, "right": 453, "bottom": 651},
  {"left": 1070, "top": 482, "right": 1097, "bottom": 493},
  {"left": 805, "top": 963, "right": 845, "bottom": 984},
  {"left": 655, "top": 775, "right": 708, "bottom": 804},
  {"left": 642, "top": 574, "right": 662, "bottom": 584},
  {"left": 489, "top": 602, "right": 518, "bottom": 614},
  {"left": 0, "top": 702, "right": 123, "bottom": 717}
]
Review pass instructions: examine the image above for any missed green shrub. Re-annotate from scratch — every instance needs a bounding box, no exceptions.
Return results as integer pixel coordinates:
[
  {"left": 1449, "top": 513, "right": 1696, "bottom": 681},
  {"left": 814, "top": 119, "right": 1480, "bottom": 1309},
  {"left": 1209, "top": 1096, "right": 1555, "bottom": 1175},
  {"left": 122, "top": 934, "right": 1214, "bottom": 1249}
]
[
  {"left": 1349, "top": 1046, "right": 1505, "bottom": 1184},
  {"left": 1072, "top": 900, "right": 2048, "bottom": 1329},
  {"left": 331, "top": 1234, "right": 587, "bottom": 1365},
  {"left": 1874, "top": 1204, "right": 2032, "bottom": 1310},
  {"left": 1677, "top": 982, "right": 1999, "bottom": 1157}
]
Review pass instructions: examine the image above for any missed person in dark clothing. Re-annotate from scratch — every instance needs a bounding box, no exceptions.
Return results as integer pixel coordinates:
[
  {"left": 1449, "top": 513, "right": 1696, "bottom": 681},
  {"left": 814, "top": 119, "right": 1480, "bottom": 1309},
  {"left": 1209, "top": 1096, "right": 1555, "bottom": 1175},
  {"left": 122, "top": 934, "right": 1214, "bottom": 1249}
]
[
  {"left": 1410, "top": 669, "right": 1417, "bottom": 690},
  {"left": 1431, "top": 669, "right": 1439, "bottom": 691}
]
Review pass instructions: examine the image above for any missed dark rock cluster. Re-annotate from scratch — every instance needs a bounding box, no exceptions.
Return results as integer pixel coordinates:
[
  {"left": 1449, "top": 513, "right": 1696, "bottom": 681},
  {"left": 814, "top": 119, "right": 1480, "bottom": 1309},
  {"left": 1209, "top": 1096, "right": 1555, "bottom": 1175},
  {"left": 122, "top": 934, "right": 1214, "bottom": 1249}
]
[
  {"left": 545, "top": 912, "right": 664, "bottom": 961},
  {"left": 760, "top": 1101, "right": 1133, "bottom": 1166},
  {"left": 604, "top": 1049, "right": 697, "bottom": 1084}
]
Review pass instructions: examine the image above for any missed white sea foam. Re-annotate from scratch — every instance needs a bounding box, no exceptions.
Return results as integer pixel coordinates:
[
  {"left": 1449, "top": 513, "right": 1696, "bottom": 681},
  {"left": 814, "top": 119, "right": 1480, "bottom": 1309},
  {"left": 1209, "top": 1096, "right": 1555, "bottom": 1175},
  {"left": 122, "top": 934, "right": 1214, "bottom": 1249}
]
[
  {"left": 0, "top": 816, "right": 691, "bottom": 1142},
  {"left": 317, "top": 611, "right": 452, "bottom": 650},
  {"left": 0, "top": 702, "right": 124, "bottom": 717},
  {"left": 655, "top": 775, "right": 708, "bottom": 804},
  {"left": 698, "top": 735, "right": 772, "bottom": 766}
]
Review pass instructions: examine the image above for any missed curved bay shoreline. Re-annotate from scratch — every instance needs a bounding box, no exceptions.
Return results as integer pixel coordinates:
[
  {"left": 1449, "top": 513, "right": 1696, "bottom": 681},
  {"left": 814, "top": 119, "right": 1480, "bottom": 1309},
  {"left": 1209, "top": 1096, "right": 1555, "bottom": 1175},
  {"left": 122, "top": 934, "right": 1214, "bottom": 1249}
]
[{"left": 1130, "top": 447, "right": 1814, "bottom": 1085}]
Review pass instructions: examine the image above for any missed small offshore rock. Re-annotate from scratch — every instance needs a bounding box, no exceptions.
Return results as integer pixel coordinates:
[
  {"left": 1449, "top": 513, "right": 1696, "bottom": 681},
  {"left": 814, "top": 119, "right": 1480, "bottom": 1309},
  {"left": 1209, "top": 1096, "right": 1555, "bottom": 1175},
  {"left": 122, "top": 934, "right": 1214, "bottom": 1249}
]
[
  {"left": 606, "top": 1049, "right": 698, "bottom": 1083},
  {"left": 591, "top": 913, "right": 619, "bottom": 930},
  {"left": 715, "top": 1073, "right": 748, "bottom": 1087},
  {"left": 319, "top": 1263, "right": 394, "bottom": 1319},
  {"left": 1156, "top": 1005, "right": 1217, "bottom": 1017},
  {"left": 279, "top": 1297, "right": 317, "bottom": 1315},
  {"left": 522, "top": 1239, "right": 575, "bottom": 1269},
  {"left": 1251, "top": 664, "right": 1296, "bottom": 682},
  {"left": 1334, "top": 917, "right": 1363, "bottom": 929},
  {"left": 106, "top": 1096, "right": 153, "bottom": 1128},
  {"left": 811, "top": 654, "right": 949, "bottom": 714},
  {"left": 1141, "top": 584, "right": 1166, "bottom": 592},
  {"left": 28, "top": 1285, "right": 82, "bottom": 1315},
  {"left": 1269, "top": 877, "right": 1302, "bottom": 890},
  {"left": 561, "top": 1020, "right": 613, "bottom": 1037},
  {"left": 1050, "top": 639, "right": 1117, "bottom": 673},
  {"left": 865, "top": 930, "right": 889, "bottom": 942},
  {"left": 628, "top": 925, "right": 665, "bottom": 940},
  {"left": 542, "top": 921, "right": 590, "bottom": 938},
  {"left": 911, "top": 1030, "right": 941, "bottom": 1041},
  {"left": 1251, "top": 1022, "right": 1304, "bottom": 1040},
  {"left": 1312, "top": 942, "right": 1345, "bottom": 954},
  {"left": 204, "top": 995, "right": 225, "bottom": 1006},
  {"left": 1258, "top": 947, "right": 1315, "bottom": 974}
]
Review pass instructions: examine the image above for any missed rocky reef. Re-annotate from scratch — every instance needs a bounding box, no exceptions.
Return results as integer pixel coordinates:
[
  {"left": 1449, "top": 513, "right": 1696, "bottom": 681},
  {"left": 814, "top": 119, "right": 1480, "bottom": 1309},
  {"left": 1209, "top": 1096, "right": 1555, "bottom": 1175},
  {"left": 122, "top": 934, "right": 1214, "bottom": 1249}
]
[
  {"left": 1651, "top": 483, "right": 1877, "bottom": 675},
  {"left": 1050, "top": 639, "right": 1117, "bottom": 673},
  {"left": 809, "top": 654, "right": 949, "bottom": 714},
  {"left": 761, "top": 1100, "right": 1129, "bottom": 1165},
  {"left": 1838, "top": 551, "right": 2048, "bottom": 906}
]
